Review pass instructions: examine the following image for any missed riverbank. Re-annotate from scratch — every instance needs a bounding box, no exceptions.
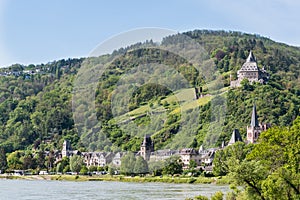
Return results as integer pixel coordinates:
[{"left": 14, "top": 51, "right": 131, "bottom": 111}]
[{"left": 0, "top": 174, "right": 231, "bottom": 184}]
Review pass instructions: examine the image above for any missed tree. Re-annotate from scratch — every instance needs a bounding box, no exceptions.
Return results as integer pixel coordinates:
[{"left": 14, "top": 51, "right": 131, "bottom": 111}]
[
  {"left": 213, "top": 142, "right": 253, "bottom": 176},
  {"left": 35, "top": 150, "right": 46, "bottom": 169},
  {"left": 228, "top": 118, "right": 300, "bottom": 200},
  {"left": 162, "top": 155, "right": 183, "bottom": 176},
  {"left": 89, "top": 165, "right": 98, "bottom": 172},
  {"left": 70, "top": 155, "right": 84, "bottom": 174},
  {"left": 211, "top": 191, "right": 224, "bottom": 200},
  {"left": 21, "top": 151, "right": 36, "bottom": 170},
  {"left": 120, "top": 152, "right": 136, "bottom": 176},
  {"left": 80, "top": 165, "right": 88, "bottom": 175},
  {"left": 7, "top": 151, "right": 23, "bottom": 170},
  {"left": 229, "top": 160, "right": 268, "bottom": 200},
  {"left": 108, "top": 165, "right": 115, "bottom": 176},
  {"left": 0, "top": 148, "right": 7, "bottom": 173},
  {"left": 188, "top": 160, "right": 197, "bottom": 176},
  {"left": 56, "top": 163, "right": 63, "bottom": 173},
  {"left": 63, "top": 165, "right": 70, "bottom": 173},
  {"left": 149, "top": 160, "right": 163, "bottom": 176},
  {"left": 133, "top": 156, "right": 148, "bottom": 175}
]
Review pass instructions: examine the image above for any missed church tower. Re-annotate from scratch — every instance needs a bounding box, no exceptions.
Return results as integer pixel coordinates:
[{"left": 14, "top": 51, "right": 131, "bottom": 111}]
[
  {"left": 62, "top": 140, "right": 72, "bottom": 157},
  {"left": 246, "top": 104, "right": 262, "bottom": 143},
  {"left": 140, "top": 135, "right": 154, "bottom": 161}
]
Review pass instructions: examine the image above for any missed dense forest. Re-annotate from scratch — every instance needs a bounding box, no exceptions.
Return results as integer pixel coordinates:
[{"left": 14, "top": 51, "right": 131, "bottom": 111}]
[{"left": 0, "top": 30, "right": 299, "bottom": 156}]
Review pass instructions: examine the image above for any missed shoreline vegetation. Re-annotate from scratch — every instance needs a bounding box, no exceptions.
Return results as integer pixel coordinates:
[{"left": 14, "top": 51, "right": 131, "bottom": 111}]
[{"left": 0, "top": 174, "right": 231, "bottom": 184}]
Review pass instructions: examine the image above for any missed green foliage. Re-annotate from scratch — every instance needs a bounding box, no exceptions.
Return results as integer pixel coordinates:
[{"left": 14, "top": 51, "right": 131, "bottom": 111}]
[
  {"left": 162, "top": 155, "right": 183, "bottom": 176},
  {"left": 213, "top": 142, "right": 253, "bottom": 176},
  {"left": 133, "top": 156, "right": 149, "bottom": 175},
  {"left": 120, "top": 152, "right": 136, "bottom": 175},
  {"left": 211, "top": 191, "right": 224, "bottom": 200},
  {"left": 88, "top": 165, "right": 98, "bottom": 172},
  {"left": 0, "top": 147, "right": 7, "bottom": 172},
  {"left": 148, "top": 160, "right": 163, "bottom": 176},
  {"left": 80, "top": 165, "right": 88, "bottom": 175},
  {"left": 70, "top": 155, "right": 84, "bottom": 173},
  {"left": 226, "top": 117, "right": 300, "bottom": 200},
  {"left": 56, "top": 163, "right": 63, "bottom": 173},
  {"left": 7, "top": 151, "right": 24, "bottom": 170},
  {"left": 108, "top": 165, "right": 115, "bottom": 176},
  {"left": 0, "top": 30, "right": 299, "bottom": 172}
]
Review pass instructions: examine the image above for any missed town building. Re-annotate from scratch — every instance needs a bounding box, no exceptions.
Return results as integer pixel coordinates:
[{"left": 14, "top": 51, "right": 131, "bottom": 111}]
[
  {"left": 180, "top": 148, "right": 201, "bottom": 169},
  {"left": 230, "top": 51, "right": 269, "bottom": 87}
]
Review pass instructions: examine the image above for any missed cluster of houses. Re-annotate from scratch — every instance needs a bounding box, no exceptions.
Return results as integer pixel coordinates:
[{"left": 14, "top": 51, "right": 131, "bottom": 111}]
[
  {"left": 0, "top": 68, "right": 43, "bottom": 77},
  {"left": 56, "top": 50, "right": 270, "bottom": 173},
  {"left": 59, "top": 98, "right": 268, "bottom": 172}
]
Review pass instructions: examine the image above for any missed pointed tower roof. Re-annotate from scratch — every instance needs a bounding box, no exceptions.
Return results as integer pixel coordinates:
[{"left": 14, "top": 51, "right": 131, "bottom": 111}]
[
  {"left": 250, "top": 104, "right": 259, "bottom": 127},
  {"left": 246, "top": 50, "right": 256, "bottom": 62},
  {"left": 142, "top": 134, "right": 152, "bottom": 146},
  {"left": 228, "top": 129, "right": 243, "bottom": 145},
  {"left": 239, "top": 51, "right": 259, "bottom": 71},
  {"left": 199, "top": 144, "right": 204, "bottom": 152}
]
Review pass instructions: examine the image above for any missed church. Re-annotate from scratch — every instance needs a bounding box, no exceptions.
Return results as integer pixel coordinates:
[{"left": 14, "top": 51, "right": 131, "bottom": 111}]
[
  {"left": 230, "top": 51, "right": 269, "bottom": 87},
  {"left": 228, "top": 103, "right": 271, "bottom": 145}
]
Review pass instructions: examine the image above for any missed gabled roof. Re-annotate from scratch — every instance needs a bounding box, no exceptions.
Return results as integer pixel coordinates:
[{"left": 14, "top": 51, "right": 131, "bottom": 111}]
[
  {"left": 228, "top": 129, "right": 243, "bottom": 145},
  {"left": 250, "top": 104, "right": 259, "bottom": 127}
]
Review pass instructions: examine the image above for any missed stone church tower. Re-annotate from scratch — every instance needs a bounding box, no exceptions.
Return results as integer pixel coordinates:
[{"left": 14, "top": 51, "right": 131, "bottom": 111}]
[
  {"left": 247, "top": 104, "right": 262, "bottom": 143},
  {"left": 140, "top": 135, "right": 154, "bottom": 161},
  {"left": 62, "top": 140, "right": 72, "bottom": 157}
]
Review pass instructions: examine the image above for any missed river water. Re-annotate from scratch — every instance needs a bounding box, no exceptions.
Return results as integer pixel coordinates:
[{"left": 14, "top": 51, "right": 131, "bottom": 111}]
[{"left": 0, "top": 179, "right": 229, "bottom": 200}]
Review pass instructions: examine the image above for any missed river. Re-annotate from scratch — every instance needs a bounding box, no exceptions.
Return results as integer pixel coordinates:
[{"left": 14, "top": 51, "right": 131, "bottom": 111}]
[{"left": 0, "top": 179, "right": 229, "bottom": 200}]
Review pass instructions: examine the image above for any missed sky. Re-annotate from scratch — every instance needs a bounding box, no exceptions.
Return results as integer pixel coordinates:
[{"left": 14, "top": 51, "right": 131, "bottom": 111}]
[{"left": 0, "top": 0, "right": 300, "bottom": 67}]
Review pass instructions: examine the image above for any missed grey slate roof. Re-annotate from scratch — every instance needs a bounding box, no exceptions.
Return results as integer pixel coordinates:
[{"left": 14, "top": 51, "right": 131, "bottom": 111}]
[
  {"left": 250, "top": 104, "right": 259, "bottom": 127},
  {"left": 239, "top": 51, "right": 260, "bottom": 71},
  {"left": 228, "top": 129, "right": 243, "bottom": 145}
]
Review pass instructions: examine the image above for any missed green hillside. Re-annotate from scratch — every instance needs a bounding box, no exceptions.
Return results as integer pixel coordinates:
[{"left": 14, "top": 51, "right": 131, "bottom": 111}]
[{"left": 0, "top": 30, "right": 299, "bottom": 154}]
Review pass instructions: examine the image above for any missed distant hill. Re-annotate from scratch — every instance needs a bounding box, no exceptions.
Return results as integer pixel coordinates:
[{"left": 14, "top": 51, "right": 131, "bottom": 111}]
[{"left": 0, "top": 30, "right": 299, "bottom": 154}]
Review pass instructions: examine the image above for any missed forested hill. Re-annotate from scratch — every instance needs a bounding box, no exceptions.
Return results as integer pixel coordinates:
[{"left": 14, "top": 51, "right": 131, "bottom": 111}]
[{"left": 0, "top": 30, "right": 299, "bottom": 154}]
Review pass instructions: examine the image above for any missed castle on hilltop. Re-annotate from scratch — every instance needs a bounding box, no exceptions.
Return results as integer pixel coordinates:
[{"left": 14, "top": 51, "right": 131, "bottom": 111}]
[{"left": 230, "top": 51, "right": 269, "bottom": 87}]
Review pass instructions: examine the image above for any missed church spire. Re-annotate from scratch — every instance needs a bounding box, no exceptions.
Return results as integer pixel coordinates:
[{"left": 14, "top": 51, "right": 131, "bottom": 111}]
[
  {"left": 246, "top": 50, "right": 256, "bottom": 62},
  {"left": 250, "top": 104, "right": 259, "bottom": 127}
]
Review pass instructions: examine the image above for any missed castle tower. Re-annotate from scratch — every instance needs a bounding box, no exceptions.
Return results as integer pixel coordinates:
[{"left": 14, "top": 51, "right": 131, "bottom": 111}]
[
  {"left": 140, "top": 135, "right": 154, "bottom": 161},
  {"left": 247, "top": 104, "right": 262, "bottom": 143},
  {"left": 62, "top": 140, "right": 72, "bottom": 157}
]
